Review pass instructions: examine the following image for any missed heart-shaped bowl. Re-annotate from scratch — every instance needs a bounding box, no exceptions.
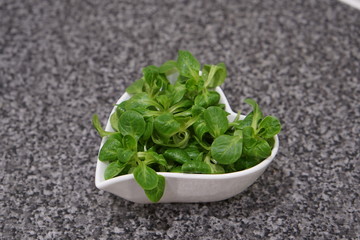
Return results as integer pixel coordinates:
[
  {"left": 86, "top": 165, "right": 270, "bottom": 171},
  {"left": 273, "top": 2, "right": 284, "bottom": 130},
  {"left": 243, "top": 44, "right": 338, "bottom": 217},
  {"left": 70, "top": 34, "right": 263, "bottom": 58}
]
[{"left": 95, "top": 87, "right": 279, "bottom": 203}]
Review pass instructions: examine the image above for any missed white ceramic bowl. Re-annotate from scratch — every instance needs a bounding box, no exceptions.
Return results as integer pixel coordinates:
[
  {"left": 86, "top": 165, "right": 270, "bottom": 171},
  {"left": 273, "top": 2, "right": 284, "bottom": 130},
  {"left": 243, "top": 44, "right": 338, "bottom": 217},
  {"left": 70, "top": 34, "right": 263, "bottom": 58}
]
[{"left": 95, "top": 87, "right": 279, "bottom": 203}]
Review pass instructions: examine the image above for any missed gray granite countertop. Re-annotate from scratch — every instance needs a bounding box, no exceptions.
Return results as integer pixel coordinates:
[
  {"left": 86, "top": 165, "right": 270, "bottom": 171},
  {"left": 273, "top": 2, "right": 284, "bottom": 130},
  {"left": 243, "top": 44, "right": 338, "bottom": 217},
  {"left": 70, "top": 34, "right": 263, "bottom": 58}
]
[{"left": 1, "top": 0, "right": 359, "bottom": 239}]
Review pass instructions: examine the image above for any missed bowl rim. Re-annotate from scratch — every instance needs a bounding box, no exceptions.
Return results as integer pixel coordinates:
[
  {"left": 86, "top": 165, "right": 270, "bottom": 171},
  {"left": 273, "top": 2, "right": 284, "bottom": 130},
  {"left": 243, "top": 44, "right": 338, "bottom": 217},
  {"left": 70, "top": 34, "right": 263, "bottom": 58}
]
[{"left": 95, "top": 87, "right": 279, "bottom": 188}]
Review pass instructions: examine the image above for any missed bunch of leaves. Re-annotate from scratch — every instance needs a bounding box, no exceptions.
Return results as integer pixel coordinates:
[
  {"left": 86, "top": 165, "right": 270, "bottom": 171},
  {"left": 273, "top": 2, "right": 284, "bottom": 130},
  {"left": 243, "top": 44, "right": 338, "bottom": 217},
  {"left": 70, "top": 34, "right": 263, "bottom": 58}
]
[{"left": 92, "top": 50, "right": 281, "bottom": 202}]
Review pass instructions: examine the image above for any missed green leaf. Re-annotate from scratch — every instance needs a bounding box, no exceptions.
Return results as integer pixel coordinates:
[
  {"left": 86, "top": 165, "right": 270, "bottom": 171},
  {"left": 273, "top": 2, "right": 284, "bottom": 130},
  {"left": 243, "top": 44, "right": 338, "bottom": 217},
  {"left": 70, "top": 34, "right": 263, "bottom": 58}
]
[
  {"left": 169, "top": 99, "right": 193, "bottom": 114},
  {"left": 145, "top": 151, "right": 168, "bottom": 167},
  {"left": 257, "top": 116, "right": 281, "bottom": 138},
  {"left": 127, "top": 166, "right": 136, "bottom": 174},
  {"left": 116, "top": 102, "right": 126, "bottom": 118},
  {"left": 203, "top": 63, "right": 227, "bottom": 88},
  {"left": 118, "top": 148, "right": 135, "bottom": 163},
  {"left": 181, "top": 161, "right": 211, "bottom": 174},
  {"left": 142, "top": 65, "right": 168, "bottom": 97},
  {"left": 193, "top": 135, "right": 211, "bottom": 151},
  {"left": 242, "top": 137, "right": 272, "bottom": 161},
  {"left": 171, "top": 131, "right": 191, "bottom": 148},
  {"left": 244, "top": 99, "right": 263, "bottom": 131},
  {"left": 133, "top": 163, "right": 159, "bottom": 190},
  {"left": 163, "top": 148, "right": 191, "bottom": 164},
  {"left": 223, "top": 164, "right": 237, "bottom": 173},
  {"left": 191, "top": 105, "right": 205, "bottom": 116},
  {"left": 203, "top": 106, "right": 229, "bottom": 138},
  {"left": 193, "top": 118, "right": 210, "bottom": 141},
  {"left": 122, "top": 135, "right": 137, "bottom": 151},
  {"left": 118, "top": 110, "right": 146, "bottom": 140},
  {"left": 242, "top": 126, "right": 255, "bottom": 139},
  {"left": 194, "top": 91, "right": 220, "bottom": 108},
  {"left": 234, "top": 157, "right": 259, "bottom": 171},
  {"left": 99, "top": 137, "right": 122, "bottom": 162},
  {"left": 234, "top": 129, "right": 242, "bottom": 137},
  {"left": 185, "top": 78, "right": 199, "bottom": 100},
  {"left": 109, "top": 132, "right": 123, "bottom": 142},
  {"left": 194, "top": 151, "right": 204, "bottom": 162},
  {"left": 177, "top": 50, "right": 201, "bottom": 79},
  {"left": 266, "top": 137, "right": 275, "bottom": 148},
  {"left": 210, "top": 135, "right": 243, "bottom": 165},
  {"left": 143, "top": 65, "right": 159, "bottom": 85},
  {"left": 157, "top": 95, "right": 171, "bottom": 110},
  {"left": 205, "top": 159, "right": 225, "bottom": 174},
  {"left": 144, "top": 175, "right": 166, "bottom": 202},
  {"left": 92, "top": 114, "right": 116, "bottom": 138},
  {"left": 104, "top": 161, "right": 127, "bottom": 180},
  {"left": 159, "top": 60, "right": 178, "bottom": 75},
  {"left": 98, "top": 134, "right": 135, "bottom": 163},
  {"left": 183, "top": 141, "right": 201, "bottom": 160},
  {"left": 167, "top": 82, "right": 186, "bottom": 105},
  {"left": 208, "top": 163, "right": 225, "bottom": 174},
  {"left": 141, "top": 117, "right": 154, "bottom": 142},
  {"left": 123, "top": 93, "right": 160, "bottom": 111},
  {"left": 151, "top": 131, "right": 189, "bottom": 148},
  {"left": 154, "top": 113, "right": 181, "bottom": 138},
  {"left": 232, "top": 112, "right": 253, "bottom": 130},
  {"left": 110, "top": 112, "right": 119, "bottom": 131},
  {"left": 242, "top": 126, "right": 271, "bottom": 160},
  {"left": 126, "top": 78, "right": 144, "bottom": 94}
]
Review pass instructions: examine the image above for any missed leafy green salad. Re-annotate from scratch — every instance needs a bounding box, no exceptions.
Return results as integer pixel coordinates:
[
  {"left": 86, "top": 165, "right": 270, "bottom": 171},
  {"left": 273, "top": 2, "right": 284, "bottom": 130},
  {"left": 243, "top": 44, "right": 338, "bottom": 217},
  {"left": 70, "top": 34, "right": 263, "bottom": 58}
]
[{"left": 92, "top": 50, "right": 281, "bottom": 202}]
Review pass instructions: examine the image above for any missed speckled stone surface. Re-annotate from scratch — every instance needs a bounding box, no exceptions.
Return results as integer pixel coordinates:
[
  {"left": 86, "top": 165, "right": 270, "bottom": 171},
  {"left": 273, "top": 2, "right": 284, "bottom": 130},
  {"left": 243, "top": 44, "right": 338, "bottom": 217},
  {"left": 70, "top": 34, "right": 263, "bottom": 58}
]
[{"left": 1, "top": 0, "right": 359, "bottom": 239}]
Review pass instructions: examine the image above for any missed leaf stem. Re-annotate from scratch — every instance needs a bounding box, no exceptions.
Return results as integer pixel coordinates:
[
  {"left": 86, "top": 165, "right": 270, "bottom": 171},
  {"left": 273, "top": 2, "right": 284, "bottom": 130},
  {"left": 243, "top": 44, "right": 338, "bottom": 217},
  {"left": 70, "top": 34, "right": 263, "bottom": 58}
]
[
  {"left": 182, "top": 115, "right": 200, "bottom": 130},
  {"left": 92, "top": 114, "right": 117, "bottom": 137}
]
